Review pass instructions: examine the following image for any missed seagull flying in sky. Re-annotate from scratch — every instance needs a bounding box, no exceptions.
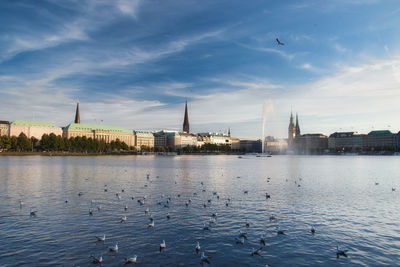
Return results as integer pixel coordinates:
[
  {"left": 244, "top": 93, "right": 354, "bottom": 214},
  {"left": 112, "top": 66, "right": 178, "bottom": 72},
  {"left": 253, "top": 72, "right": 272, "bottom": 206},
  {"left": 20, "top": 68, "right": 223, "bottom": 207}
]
[{"left": 276, "top": 38, "right": 284, "bottom": 45}]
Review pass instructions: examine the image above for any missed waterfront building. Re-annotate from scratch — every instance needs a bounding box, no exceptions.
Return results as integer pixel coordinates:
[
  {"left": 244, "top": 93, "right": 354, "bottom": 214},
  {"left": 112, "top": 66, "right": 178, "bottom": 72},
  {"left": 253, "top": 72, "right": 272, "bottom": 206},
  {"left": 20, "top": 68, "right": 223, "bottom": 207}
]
[
  {"left": 397, "top": 131, "right": 400, "bottom": 150},
  {"left": 63, "top": 103, "right": 135, "bottom": 147},
  {"left": 328, "top": 132, "right": 365, "bottom": 152},
  {"left": 231, "top": 137, "right": 240, "bottom": 150},
  {"left": 134, "top": 131, "right": 155, "bottom": 150},
  {"left": 296, "top": 133, "right": 328, "bottom": 153},
  {"left": 0, "top": 120, "right": 10, "bottom": 136},
  {"left": 240, "top": 140, "right": 262, "bottom": 153},
  {"left": 9, "top": 120, "right": 62, "bottom": 139},
  {"left": 365, "top": 130, "right": 395, "bottom": 151},
  {"left": 179, "top": 132, "right": 198, "bottom": 147},
  {"left": 264, "top": 136, "right": 288, "bottom": 154},
  {"left": 63, "top": 123, "right": 135, "bottom": 147},
  {"left": 198, "top": 132, "right": 232, "bottom": 146}
]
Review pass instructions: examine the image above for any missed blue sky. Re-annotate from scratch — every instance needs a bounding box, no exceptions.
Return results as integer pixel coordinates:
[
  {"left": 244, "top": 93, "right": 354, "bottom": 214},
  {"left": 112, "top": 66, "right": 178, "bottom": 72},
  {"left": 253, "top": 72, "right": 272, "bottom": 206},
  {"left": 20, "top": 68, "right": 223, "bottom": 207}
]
[{"left": 1, "top": 0, "right": 400, "bottom": 139}]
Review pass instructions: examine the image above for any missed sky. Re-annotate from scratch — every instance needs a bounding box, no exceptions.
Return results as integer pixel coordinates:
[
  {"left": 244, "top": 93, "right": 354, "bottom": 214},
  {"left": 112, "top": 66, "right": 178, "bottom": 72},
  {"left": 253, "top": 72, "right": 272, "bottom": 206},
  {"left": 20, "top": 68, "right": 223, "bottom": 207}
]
[{"left": 0, "top": 0, "right": 400, "bottom": 139}]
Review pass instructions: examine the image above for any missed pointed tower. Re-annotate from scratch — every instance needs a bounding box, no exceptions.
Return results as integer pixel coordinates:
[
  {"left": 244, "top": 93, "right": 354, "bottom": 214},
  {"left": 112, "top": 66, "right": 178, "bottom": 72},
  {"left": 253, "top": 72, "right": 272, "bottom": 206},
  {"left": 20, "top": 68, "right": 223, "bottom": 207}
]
[
  {"left": 183, "top": 101, "right": 189, "bottom": 133},
  {"left": 295, "top": 113, "right": 300, "bottom": 137},
  {"left": 228, "top": 127, "right": 231, "bottom": 137},
  {"left": 288, "top": 111, "right": 295, "bottom": 146},
  {"left": 74, "top": 102, "right": 80, "bottom": 124}
]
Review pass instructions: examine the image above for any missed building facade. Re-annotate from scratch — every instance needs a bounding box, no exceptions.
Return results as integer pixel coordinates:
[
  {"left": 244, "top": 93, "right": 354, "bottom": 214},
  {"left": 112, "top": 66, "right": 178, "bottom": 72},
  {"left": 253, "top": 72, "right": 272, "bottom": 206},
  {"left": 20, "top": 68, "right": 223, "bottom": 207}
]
[
  {"left": 63, "top": 123, "right": 135, "bottom": 147},
  {"left": 365, "top": 130, "right": 395, "bottom": 151},
  {"left": 240, "top": 140, "right": 262, "bottom": 153},
  {"left": 296, "top": 133, "right": 328, "bottom": 153},
  {"left": 134, "top": 131, "right": 154, "bottom": 150},
  {"left": 0, "top": 120, "right": 10, "bottom": 136},
  {"left": 264, "top": 136, "right": 288, "bottom": 153},
  {"left": 10, "top": 120, "right": 63, "bottom": 139},
  {"left": 328, "top": 132, "right": 365, "bottom": 152}
]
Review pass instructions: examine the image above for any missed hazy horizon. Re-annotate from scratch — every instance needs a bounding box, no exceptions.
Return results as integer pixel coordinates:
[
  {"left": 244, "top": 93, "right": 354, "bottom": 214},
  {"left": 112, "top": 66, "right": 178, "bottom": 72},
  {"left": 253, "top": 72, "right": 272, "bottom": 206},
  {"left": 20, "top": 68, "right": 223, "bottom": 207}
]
[{"left": 1, "top": 0, "right": 399, "bottom": 139}]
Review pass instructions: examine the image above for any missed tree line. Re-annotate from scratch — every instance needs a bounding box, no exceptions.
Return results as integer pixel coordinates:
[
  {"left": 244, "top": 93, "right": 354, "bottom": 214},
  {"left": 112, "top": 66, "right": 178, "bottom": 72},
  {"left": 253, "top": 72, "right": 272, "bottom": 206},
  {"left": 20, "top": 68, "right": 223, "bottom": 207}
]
[{"left": 0, "top": 133, "right": 131, "bottom": 152}]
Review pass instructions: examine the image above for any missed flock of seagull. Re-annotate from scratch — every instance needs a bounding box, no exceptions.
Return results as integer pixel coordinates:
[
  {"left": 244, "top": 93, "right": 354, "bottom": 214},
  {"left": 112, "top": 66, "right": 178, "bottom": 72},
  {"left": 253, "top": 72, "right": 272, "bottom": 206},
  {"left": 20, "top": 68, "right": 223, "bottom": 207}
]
[{"left": 22, "top": 171, "right": 398, "bottom": 266}]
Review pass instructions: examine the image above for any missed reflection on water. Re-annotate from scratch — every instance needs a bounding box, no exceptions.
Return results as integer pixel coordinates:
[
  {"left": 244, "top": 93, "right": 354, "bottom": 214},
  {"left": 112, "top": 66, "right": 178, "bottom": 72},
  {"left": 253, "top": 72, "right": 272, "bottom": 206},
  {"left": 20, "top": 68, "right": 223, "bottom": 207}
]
[{"left": 0, "top": 155, "right": 400, "bottom": 266}]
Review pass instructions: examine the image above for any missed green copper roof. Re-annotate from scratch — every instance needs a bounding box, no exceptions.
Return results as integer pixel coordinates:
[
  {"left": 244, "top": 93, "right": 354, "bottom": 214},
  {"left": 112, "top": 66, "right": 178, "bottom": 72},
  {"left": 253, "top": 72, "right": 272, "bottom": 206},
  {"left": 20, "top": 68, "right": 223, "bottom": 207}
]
[
  {"left": 11, "top": 120, "right": 57, "bottom": 127},
  {"left": 65, "top": 123, "right": 132, "bottom": 134},
  {"left": 368, "top": 130, "right": 393, "bottom": 136}
]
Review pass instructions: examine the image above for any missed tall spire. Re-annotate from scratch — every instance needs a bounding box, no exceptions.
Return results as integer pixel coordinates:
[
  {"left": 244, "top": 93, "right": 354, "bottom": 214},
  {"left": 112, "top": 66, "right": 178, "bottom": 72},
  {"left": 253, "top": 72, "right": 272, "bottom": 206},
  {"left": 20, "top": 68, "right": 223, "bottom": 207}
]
[
  {"left": 228, "top": 127, "right": 231, "bottom": 137},
  {"left": 74, "top": 102, "right": 80, "bottom": 124},
  {"left": 295, "top": 113, "right": 300, "bottom": 136},
  {"left": 183, "top": 101, "right": 189, "bottom": 133}
]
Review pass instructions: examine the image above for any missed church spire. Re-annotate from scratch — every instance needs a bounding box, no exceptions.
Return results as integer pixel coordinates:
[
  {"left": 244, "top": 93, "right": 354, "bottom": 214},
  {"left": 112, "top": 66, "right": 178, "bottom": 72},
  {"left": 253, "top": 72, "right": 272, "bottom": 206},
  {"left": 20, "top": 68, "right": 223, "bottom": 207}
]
[
  {"left": 74, "top": 102, "right": 80, "bottom": 124},
  {"left": 295, "top": 113, "right": 300, "bottom": 136},
  {"left": 183, "top": 101, "right": 189, "bottom": 133}
]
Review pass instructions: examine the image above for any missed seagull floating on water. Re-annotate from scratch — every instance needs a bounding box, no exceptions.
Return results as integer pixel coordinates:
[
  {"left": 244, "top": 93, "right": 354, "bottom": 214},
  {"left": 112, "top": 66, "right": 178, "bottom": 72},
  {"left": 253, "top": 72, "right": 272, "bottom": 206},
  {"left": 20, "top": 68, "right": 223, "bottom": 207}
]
[
  {"left": 277, "top": 228, "right": 286, "bottom": 235},
  {"left": 311, "top": 225, "right": 316, "bottom": 234},
  {"left": 238, "top": 230, "right": 247, "bottom": 239},
  {"left": 125, "top": 255, "right": 137, "bottom": 264},
  {"left": 167, "top": 213, "right": 170, "bottom": 219},
  {"left": 95, "top": 234, "right": 106, "bottom": 242},
  {"left": 30, "top": 208, "right": 37, "bottom": 216},
  {"left": 195, "top": 242, "right": 201, "bottom": 253},
  {"left": 109, "top": 242, "right": 118, "bottom": 252},
  {"left": 336, "top": 246, "right": 348, "bottom": 258},
  {"left": 260, "top": 234, "right": 267, "bottom": 245},
  {"left": 235, "top": 236, "right": 245, "bottom": 245},
  {"left": 200, "top": 252, "right": 211, "bottom": 264},
  {"left": 148, "top": 220, "right": 155, "bottom": 228},
  {"left": 89, "top": 209, "right": 94, "bottom": 216},
  {"left": 160, "top": 240, "right": 166, "bottom": 251},
  {"left": 251, "top": 247, "right": 263, "bottom": 256},
  {"left": 246, "top": 219, "right": 250, "bottom": 228},
  {"left": 203, "top": 223, "right": 210, "bottom": 231},
  {"left": 120, "top": 215, "right": 127, "bottom": 223},
  {"left": 90, "top": 254, "right": 103, "bottom": 264}
]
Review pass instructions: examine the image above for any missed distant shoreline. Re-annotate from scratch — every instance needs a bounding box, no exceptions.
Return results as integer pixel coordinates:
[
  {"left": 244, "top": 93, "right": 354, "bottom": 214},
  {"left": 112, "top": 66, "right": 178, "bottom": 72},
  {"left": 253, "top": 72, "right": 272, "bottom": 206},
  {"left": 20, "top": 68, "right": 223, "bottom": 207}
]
[
  {"left": 0, "top": 151, "right": 398, "bottom": 156},
  {"left": 0, "top": 151, "right": 243, "bottom": 156}
]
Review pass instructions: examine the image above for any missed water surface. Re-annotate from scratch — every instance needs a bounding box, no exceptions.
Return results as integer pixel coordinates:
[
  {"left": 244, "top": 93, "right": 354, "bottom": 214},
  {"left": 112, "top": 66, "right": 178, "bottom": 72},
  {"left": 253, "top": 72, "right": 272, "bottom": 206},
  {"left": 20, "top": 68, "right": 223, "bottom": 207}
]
[{"left": 0, "top": 155, "right": 399, "bottom": 266}]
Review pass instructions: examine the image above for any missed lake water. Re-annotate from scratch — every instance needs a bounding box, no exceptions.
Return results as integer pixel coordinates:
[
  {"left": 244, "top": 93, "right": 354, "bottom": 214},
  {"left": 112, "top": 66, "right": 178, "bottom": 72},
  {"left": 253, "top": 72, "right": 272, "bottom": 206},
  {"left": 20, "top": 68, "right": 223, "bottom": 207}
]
[{"left": 0, "top": 155, "right": 399, "bottom": 266}]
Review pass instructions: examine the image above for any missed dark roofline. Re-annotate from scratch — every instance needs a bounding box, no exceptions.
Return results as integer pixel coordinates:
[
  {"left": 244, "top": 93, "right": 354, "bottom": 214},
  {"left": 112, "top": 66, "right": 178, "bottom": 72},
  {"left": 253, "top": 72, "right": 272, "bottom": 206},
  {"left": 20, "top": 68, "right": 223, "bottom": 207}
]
[{"left": 0, "top": 120, "right": 10, "bottom": 124}]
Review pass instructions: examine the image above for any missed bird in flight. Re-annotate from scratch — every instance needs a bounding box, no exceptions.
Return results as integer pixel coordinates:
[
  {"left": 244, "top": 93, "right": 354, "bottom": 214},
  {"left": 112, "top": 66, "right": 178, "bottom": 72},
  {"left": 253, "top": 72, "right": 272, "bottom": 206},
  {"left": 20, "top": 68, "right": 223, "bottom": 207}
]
[{"left": 276, "top": 38, "right": 284, "bottom": 45}]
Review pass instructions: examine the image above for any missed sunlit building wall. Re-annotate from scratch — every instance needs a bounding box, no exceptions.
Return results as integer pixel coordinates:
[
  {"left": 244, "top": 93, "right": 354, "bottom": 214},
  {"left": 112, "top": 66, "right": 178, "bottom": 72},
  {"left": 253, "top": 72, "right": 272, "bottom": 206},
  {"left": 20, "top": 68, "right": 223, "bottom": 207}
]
[
  {"left": 134, "top": 131, "right": 155, "bottom": 150},
  {"left": 10, "top": 120, "right": 62, "bottom": 139},
  {"left": 0, "top": 120, "right": 10, "bottom": 136},
  {"left": 63, "top": 123, "right": 135, "bottom": 147}
]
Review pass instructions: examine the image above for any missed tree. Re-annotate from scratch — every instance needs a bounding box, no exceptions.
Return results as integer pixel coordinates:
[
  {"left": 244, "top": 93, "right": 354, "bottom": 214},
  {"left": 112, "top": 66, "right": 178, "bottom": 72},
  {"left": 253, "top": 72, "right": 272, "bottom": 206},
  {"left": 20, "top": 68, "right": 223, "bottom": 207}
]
[
  {"left": 0, "top": 135, "right": 11, "bottom": 150},
  {"left": 17, "top": 133, "right": 32, "bottom": 151}
]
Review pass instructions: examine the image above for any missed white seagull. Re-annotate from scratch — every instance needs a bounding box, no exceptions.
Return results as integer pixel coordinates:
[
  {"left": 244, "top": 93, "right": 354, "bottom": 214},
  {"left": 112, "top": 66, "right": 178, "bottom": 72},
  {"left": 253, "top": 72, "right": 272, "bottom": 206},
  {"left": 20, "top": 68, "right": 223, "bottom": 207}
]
[
  {"left": 90, "top": 254, "right": 103, "bottom": 264},
  {"left": 125, "top": 255, "right": 137, "bottom": 264},
  {"left": 120, "top": 215, "right": 127, "bottom": 223},
  {"left": 148, "top": 220, "right": 155, "bottom": 228},
  {"left": 160, "top": 240, "right": 166, "bottom": 251},
  {"left": 95, "top": 234, "right": 106, "bottom": 242},
  {"left": 109, "top": 242, "right": 118, "bottom": 252},
  {"left": 195, "top": 242, "right": 201, "bottom": 253}
]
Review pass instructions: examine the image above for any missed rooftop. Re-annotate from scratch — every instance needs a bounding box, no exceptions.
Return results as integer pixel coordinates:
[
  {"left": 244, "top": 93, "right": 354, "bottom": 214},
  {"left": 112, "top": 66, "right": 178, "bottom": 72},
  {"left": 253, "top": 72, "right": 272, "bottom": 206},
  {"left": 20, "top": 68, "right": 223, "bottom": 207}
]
[
  {"left": 11, "top": 120, "right": 58, "bottom": 127},
  {"left": 368, "top": 130, "right": 393, "bottom": 136},
  {"left": 64, "top": 123, "right": 132, "bottom": 133}
]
